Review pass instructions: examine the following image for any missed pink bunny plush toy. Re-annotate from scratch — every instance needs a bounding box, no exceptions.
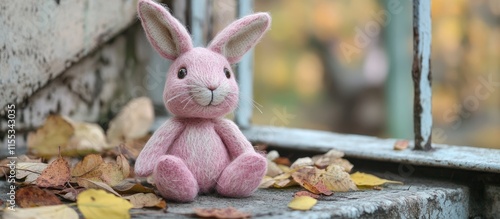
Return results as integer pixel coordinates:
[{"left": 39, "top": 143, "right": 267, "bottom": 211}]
[{"left": 134, "top": 0, "right": 270, "bottom": 202}]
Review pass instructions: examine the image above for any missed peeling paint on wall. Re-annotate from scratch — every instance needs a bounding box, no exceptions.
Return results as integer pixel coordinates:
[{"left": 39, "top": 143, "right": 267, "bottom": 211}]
[{"left": 0, "top": 0, "right": 139, "bottom": 110}]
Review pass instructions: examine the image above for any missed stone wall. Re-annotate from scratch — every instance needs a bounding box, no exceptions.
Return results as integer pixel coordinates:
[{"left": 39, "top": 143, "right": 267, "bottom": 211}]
[{"left": 0, "top": 0, "right": 168, "bottom": 156}]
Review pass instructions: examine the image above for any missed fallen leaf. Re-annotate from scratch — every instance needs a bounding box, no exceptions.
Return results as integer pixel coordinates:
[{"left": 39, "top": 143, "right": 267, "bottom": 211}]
[
  {"left": 3, "top": 204, "right": 78, "bottom": 219},
  {"left": 27, "top": 115, "right": 75, "bottom": 158},
  {"left": 57, "top": 187, "right": 86, "bottom": 201},
  {"left": 292, "top": 165, "right": 356, "bottom": 193},
  {"left": 259, "top": 176, "right": 276, "bottom": 188},
  {"left": 67, "top": 122, "right": 110, "bottom": 155},
  {"left": 194, "top": 207, "right": 251, "bottom": 219},
  {"left": 272, "top": 172, "right": 298, "bottom": 188},
  {"left": 112, "top": 180, "right": 154, "bottom": 194},
  {"left": 121, "top": 134, "right": 152, "bottom": 159},
  {"left": 314, "top": 181, "right": 333, "bottom": 196},
  {"left": 290, "top": 157, "right": 314, "bottom": 169},
  {"left": 27, "top": 115, "right": 110, "bottom": 157},
  {"left": 350, "top": 172, "right": 403, "bottom": 188},
  {"left": 320, "top": 165, "right": 358, "bottom": 192},
  {"left": 16, "top": 186, "right": 62, "bottom": 208},
  {"left": 288, "top": 196, "right": 317, "bottom": 211},
  {"left": 123, "top": 193, "right": 165, "bottom": 209},
  {"left": 71, "top": 154, "right": 104, "bottom": 177},
  {"left": 116, "top": 154, "right": 130, "bottom": 178},
  {"left": 107, "top": 97, "right": 154, "bottom": 146},
  {"left": 394, "top": 140, "right": 409, "bottom": 151},
  {"left": 73, "top": 154, "right": 127, "bottom": 188},
  {"left": 78, "top": 178, "right": 121, "bottom": 196},
  {"left": 273, "top": 178, "right": 298, "bottom": 188},
  {"left": 312, "top": 149, "right": 352, "bottom": 172},
  {"left": 294, "top": 191, "right": 320, "bottom": 199},
  {"left": 0, "top": 155, "right": 41, "bottom": 178},
  {"left": 273, "top": 157, "right": 291, "bottom": 166},
  {"left": 277, "top": 164, "right": 292, "bottom": 173},
  {"left": 36, "top": 155, "right": 70, "bottom": 187},
  {"left": 16, "top": 162, "right": 48, "bottom": 184},
  {"left": 373, "top": 186, "right": 383, "bottom": 190},
  {"left": 77, "top": 189, "right": 133, "bottom": 219},
  {"left": 266, "top": 160, "right": 283, "bottom": 177}
]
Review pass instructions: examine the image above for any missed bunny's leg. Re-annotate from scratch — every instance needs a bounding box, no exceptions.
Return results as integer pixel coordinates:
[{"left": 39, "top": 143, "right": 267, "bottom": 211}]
[
  {"left": 154, "top": 155, "right": 199, "bottom": 202},
  {"left": 216, "top": 152, "right": 266, "bottom": 197}
]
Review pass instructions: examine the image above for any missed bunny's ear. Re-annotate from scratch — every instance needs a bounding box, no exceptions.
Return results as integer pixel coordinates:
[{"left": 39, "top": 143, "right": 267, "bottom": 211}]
[
  {"left": 138, "top": 0, "right": 193, "bottom": 60},
  {"left": 208, "top": 13, "right": 271, "bottom": 64}
]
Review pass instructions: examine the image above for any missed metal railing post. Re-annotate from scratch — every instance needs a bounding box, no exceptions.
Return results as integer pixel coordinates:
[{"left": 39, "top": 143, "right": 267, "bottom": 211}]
[
  {"left": 235, "top": 0, "right": 254, "bottom": 129},
  {"left": 412, "top": 0, "right": 433, "bottom": 150}
]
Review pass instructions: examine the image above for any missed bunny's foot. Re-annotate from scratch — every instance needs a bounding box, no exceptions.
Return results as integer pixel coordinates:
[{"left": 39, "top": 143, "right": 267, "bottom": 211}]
[
  {"left": 154, "top": 155, "right": 199, "bottom": 202},
  {"left": 216, "top": 152, "right": 266, "bottom": 197}
]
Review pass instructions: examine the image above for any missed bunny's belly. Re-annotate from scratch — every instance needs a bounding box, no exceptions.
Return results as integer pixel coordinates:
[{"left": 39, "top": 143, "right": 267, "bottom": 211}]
[{"left": 167, "top": 122, "right": 230, "bottom": 193}]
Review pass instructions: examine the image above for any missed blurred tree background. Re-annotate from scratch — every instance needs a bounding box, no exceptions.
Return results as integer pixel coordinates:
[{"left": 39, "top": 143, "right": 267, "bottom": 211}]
[{"left": 247, "top": 0, "right": 499, "bottom": 149}]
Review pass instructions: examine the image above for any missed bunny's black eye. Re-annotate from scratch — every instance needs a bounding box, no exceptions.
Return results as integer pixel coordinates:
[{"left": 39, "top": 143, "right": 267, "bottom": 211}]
[
  {"left": 224, "top": 68, "right": 231, "bottom": 79},
  {"left": 178, "top": 67, "right": 187, "bottom": 79}
]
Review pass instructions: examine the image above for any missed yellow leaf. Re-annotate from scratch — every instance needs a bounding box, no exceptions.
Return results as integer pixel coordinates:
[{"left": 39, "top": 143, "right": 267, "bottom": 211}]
[
  {"left": 350, "top": 172, "right": 403, "bottom": 188},
  {"left": 27, "top": 115, "right": 110, "bottom": 157},
  {"left": 4, "top": 204, "right": 78, "bottom": 219},
  {"left": 27, "top": 115, "right": 74, "bottom": 158},
  {"left": 288, "top": 196, "right": 317, "bottom": 211},
  {"left": 77, "top": 189, "right": 133, "bottom": 219},
  {"left": 259, "top": 176, "right": 276, "bottom": 188}
]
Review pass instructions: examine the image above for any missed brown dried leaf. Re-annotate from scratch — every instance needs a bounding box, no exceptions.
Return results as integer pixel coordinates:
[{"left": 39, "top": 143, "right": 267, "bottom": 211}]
[
  {"left": 107, "top": 97, "right": 154, "bottom": 146},
  {"left": 194, "top": 207, "right": 251, "bottom": 219},
  {"left": 122, "top": 135, "right": 152, "bottom": 159},
  {"left": 113, "top": 180, "right": 154, "bottom": 194},
  {"left": 123, "top": 193, "right": 165, "bottom": 209},
  {"left": 71, "top": 154, "right": 103, "bottom": 177},
  {"left": 273, "top": 157, "right": 291, "bottom": 166},
  {"left": 291, "top": 166, "right": 322, "bottom": 194},
  {"left": 394, "top": 140, "right": 409, "bottom": 151},
  {"left": 57, "top": 187, "right": 86, "bottom": 201},
  {"left": 294, "top": 191, "right": 320, "bottom": 199},
  {"left": 16, "top": 186, "right": 62, "bottom": 208},
  {"left": 36, "top": 155, "right": 70, "bottom": 187},
  {"left": 77, "top": 178, "right": 121, "bottom": 196},
  {"left": 320, "top": 165, "right": 357, "bottom": 192},
  {"left": 73, "top": 154, "right": 127, "bottom": 188}
]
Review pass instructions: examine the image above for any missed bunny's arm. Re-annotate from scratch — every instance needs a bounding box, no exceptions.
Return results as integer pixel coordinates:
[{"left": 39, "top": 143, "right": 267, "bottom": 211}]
[
  {"left": 214, "top": 119, "right": 254, "bottom": 159},
  {"left": 135, "top": 118, "right": 185, "bottom": 177}
]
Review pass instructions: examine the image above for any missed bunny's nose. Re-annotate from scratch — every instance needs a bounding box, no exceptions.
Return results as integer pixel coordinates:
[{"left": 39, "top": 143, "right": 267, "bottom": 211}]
[{"left": 207, "top": 86, "right": 217, "bottom": 91}]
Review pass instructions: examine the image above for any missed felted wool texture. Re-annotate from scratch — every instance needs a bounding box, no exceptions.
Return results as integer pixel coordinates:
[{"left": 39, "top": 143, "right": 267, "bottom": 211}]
[
  {"left": 138, "top": 0, "right": 192, "bottom": 60},
  {"left": 164, "top": 48, "right": 239, "bottom": 119},
  {"left": 208, "top": 12, "right": 272, "bottom": 64},
  {"left": 135, "top": 0, "right": 271, "bottom": 202}
]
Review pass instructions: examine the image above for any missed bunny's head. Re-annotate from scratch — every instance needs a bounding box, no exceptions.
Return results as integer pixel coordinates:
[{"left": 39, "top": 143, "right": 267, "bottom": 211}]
[{"left": 138, "top": 0, "right": 271, "bottom": 119}]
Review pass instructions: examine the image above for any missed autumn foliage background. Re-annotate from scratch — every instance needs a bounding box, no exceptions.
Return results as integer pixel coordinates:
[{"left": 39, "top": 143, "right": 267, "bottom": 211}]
[{"left": 234, "top": 0, "right": 500, "bottom": 149}]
